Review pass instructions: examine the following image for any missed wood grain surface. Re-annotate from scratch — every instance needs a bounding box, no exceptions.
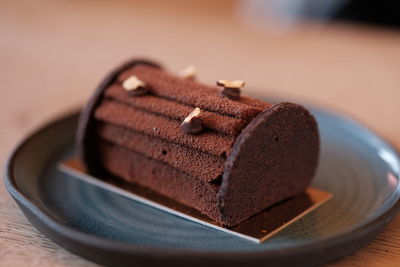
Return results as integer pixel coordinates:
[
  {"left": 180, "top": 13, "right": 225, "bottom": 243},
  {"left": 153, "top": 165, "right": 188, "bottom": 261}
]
[{"left": 1, "top": 0, "right": 399, "bottom": 266}]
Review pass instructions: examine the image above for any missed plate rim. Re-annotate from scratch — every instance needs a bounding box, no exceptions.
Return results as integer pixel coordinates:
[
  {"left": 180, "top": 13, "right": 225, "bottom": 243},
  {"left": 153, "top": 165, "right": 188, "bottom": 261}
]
[{"left": 4, "top": 108, "right": 400, "bottom": 266}]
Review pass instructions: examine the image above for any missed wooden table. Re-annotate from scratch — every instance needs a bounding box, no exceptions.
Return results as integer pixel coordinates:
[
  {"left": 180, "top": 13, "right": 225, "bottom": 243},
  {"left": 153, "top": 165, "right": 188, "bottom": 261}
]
[{"left": 1, "top": 1, "right": 399, "bottom": 266}]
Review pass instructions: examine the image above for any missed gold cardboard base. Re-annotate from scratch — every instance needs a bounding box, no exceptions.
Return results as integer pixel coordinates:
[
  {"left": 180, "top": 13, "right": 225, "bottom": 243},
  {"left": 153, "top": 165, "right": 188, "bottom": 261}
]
[{"left": 59, "top": 158, "right": 332, "bottom": 243}]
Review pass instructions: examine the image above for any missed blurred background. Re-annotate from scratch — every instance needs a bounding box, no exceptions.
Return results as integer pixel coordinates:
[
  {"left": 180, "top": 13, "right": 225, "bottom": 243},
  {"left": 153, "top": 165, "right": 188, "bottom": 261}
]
[
  {"left": 1, "top": 0, "right": 400, "bottom": 266},
  {"left": 1, "top": 0, "right": 400, "bottom": 145}
]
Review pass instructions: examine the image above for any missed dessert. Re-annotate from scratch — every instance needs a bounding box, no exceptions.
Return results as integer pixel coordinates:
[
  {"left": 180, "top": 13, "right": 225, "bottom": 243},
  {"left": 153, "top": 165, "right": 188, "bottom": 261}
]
[{"left": 76, "top": 59, "right": 320, "bottom": 227}]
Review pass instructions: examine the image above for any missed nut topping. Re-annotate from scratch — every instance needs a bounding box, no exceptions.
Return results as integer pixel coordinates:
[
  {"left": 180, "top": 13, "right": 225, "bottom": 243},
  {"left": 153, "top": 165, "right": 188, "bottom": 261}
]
[
  {"left": 179, "top": 65, "right": 196, "bottom": 80},
  {"left": 180, "top": 107, "right": 203, "bottom": 134},
  {"left": 122, "top": 75, "right": 148, "bottom": 96},
  {"left": 216, "top": 80, "right": 245, "bottom": 100}
]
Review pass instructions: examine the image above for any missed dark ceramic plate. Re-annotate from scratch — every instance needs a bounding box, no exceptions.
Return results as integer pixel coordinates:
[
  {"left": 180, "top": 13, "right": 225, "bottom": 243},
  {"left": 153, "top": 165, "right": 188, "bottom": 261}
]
[{"left": 4, "top": 104, "right": 400, "bottom": 267}]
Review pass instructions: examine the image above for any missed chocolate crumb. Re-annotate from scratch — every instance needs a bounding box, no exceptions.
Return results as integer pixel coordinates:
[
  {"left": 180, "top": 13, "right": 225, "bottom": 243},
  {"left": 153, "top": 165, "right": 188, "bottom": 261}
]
[
  {"left": 216, "top": 80, "right": 245, "bottom": 100},
  {"left": 180, "top": 107, "right": 203, "bottom": 134},
  {"left": 122, "top": 75, "right": 148, "bottom": 96}
]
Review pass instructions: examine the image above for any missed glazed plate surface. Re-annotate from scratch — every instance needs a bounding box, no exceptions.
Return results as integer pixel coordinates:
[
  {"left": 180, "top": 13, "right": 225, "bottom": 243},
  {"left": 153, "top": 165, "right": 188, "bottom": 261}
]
[
  {"left": 5, "top": 103, "right": 400, "bottom": 266},
  {"left": 59, "top": 158, "right": 332, "bottom": 243}
]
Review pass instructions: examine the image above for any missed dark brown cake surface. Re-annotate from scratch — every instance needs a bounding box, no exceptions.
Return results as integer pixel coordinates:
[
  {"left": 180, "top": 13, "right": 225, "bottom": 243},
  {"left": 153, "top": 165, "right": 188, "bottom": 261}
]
[
  {"left": 218, "top": 102, "right": 319, "bottom": 226},
  {"left": 77, "top": 58, "right": 320, "bottom": 227}
]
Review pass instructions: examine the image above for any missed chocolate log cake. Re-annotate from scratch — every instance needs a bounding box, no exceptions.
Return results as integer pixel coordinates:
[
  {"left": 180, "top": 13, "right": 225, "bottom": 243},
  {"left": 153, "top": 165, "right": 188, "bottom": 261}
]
[{"left": 76, "top": 58, "right": 320, "bottom": 227}]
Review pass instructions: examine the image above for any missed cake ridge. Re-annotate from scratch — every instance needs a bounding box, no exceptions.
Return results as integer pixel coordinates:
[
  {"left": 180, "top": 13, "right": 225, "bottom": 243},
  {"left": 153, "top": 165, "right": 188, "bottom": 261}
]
[
  {"left": 104, "top": 84, "right": 248, "bottom": 136},
  {"left": 117, "top": 65, "right": 269, "bottom": 120},
  {"left": 98, "top": 140, "right": 224, "bottom": 223},
  {"left": 96, "top": 122, "right": 224, "bottom": 182},
  {"left": 94, "top": 99, "right": 235, "bottom": 156},
  {"left": 101, "top": 97, "right": 236, "bottom": 138},
  {"left": 99, "top": 138, "right": 224, "bottom": 185}
]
